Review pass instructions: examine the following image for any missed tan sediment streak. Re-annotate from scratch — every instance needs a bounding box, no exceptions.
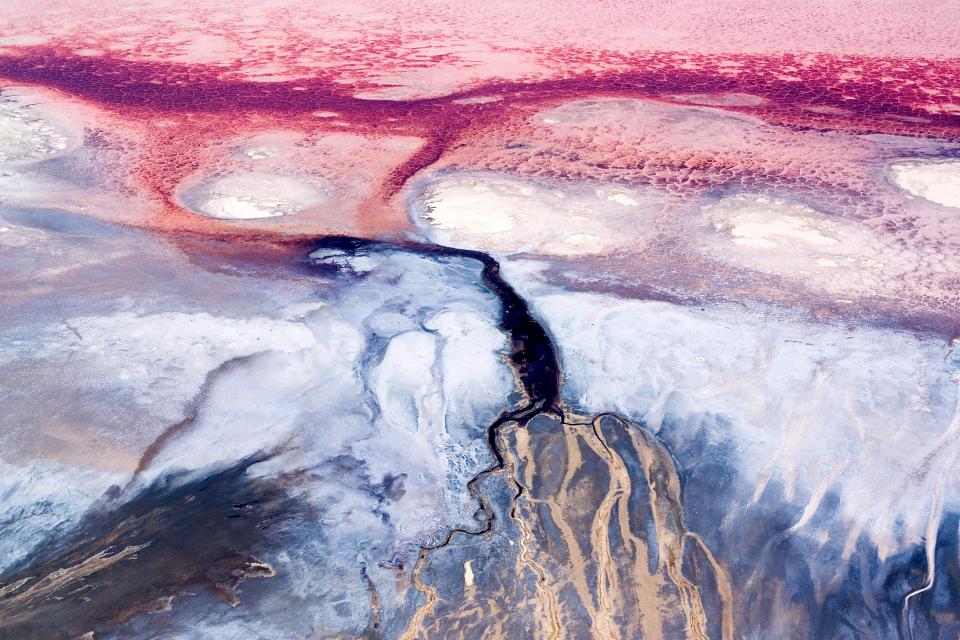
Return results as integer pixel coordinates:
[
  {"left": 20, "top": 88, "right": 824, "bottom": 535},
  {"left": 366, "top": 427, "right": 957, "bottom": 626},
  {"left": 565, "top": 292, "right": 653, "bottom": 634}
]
[
  {"left": 514, "top": 420, "right": 622, "bottom": 638},
  {"left": 0, "top": 543, "right": 150, "bottom": 627},
  {"left": 625, "top": 422, "right": 710, "bottom": 639},
  {"left": 510, "top": 425, "right": 563, "bottom": 640},
  {"left": 399, "top": 546, "right": 441, "bottom": 640},
  {"left": 583, "top": 416, "right": 667, "bottom": 640},
  {"left": 559, "top": 424, "right": 621, "bottom": 639},
  {"left": 686, "top": 531, "right": 735, "bottom": 640}
]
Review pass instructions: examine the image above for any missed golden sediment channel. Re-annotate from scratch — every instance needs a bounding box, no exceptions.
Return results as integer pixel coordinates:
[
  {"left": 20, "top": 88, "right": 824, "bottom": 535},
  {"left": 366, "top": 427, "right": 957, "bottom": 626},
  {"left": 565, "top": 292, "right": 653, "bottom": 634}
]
[{"left": 401, "top": 410, "right": 733, "bottom": 640}]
